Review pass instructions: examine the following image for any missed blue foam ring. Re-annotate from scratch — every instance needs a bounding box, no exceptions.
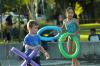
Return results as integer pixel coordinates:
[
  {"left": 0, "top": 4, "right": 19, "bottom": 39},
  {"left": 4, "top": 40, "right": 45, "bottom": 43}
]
[{"left": 37, "top": 26, "right": 62, "bottom": 41}]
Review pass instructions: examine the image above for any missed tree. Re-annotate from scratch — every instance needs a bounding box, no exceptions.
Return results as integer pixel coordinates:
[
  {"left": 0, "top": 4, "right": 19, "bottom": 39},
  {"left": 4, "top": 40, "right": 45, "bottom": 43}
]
[{"left": 21, "top": 0, "right": 41, "bottom": 19}]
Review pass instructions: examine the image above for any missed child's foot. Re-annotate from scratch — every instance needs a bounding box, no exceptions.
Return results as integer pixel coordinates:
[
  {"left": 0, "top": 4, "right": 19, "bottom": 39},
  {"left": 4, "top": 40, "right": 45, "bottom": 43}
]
[
  {"left": 78, "top": 62, "right": 80, "bottom": 66},
  {"left": 71, "top": 63, "right": 75, "bottom": 66},
  {"left": 75, "top": 61, "right": 80, "bottom": 66}
]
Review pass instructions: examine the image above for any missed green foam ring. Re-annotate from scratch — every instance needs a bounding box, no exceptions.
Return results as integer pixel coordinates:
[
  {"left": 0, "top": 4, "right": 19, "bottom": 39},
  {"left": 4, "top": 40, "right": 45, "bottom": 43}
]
[{"left": 59, "top": 32, "right": 80, "bottom": 58}]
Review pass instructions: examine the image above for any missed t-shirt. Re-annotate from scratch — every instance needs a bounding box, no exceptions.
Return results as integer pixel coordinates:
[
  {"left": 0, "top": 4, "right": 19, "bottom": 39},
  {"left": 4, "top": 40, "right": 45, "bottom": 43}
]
[
  {"left": 23, "top": 33, "right": 41, "bottom": 57},
  {"left": 88, "top": 34, "right": 100, "bottom": 42}
]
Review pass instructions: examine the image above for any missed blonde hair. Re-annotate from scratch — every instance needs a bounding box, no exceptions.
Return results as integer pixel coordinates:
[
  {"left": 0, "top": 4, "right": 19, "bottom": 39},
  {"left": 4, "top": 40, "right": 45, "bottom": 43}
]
[
  {"left": 66, "top": 7, "right": 74, "bottom": 13},
  {"left": 27, "top": 20, "right": 38, "bottom": 30}
]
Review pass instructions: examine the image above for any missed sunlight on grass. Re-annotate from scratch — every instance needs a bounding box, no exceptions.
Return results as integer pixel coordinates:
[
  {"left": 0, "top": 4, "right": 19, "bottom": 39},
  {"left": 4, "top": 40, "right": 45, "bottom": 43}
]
[
  {"left": 80, "top": 23, "right": 100, "bottom": 41},
  {"left": 80, "top": 35, "right": 88, "bottom": 42},
  {"left": 80, "top": 23, "right": 100, "bottom": 29},
  {"left": 80, "top": 23, "right": 100, "bottom": 26}
]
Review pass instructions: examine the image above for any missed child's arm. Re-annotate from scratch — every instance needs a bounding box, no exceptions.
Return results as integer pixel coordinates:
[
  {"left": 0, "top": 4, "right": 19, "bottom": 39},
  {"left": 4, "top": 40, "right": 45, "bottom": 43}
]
[
  {"left": 40, "top": 46, "right": 50, "bottom": 60},
  {"left": 61, "top": 24, "right": 65, "bottom": 29},
  {"left": 73, "top": 19, "right": 80, "bottom": 36},
  {"left": 25, "top": 44, "right": 35, "bottom": 50},
  {"left": 24, "top": 43, "right": 50, "bottom": 59},
  {"left": 61, "top": 23, "right": 67, "bottom": 32},
  {"left": 61, "top": 19, "right": 67, "bottom": 32}
]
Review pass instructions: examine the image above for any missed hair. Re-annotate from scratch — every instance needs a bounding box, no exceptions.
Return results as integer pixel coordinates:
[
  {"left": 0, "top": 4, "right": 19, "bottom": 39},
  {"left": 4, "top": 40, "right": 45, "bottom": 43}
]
[
  {"left": 66, "top": 7, "right": 74, "bottom": 13},
  {"left": 90, "top": 28, "right": 96, "bottom": 32},
  {"left": 27, "top": 20, "right": 39, "bottom": 30}
]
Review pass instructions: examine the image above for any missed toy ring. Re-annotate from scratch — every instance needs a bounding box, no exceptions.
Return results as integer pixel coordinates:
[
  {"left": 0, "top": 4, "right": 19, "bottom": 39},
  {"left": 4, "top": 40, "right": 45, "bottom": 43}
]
[
  {"left": 59, "top": 32, "right": 80, "bottom": 58},
  {"left": 37, "top": 26, "right": 62, "bottom": 41}
]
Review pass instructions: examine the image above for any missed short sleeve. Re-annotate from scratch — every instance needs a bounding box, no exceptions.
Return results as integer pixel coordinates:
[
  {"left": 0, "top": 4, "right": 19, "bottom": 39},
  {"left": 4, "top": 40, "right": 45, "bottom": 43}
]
[
  {"left": 37, "top": 36, "right": 41, "bottom": 44},
  {"left": 23, "top": 37, "right": 31, "bottom": 45}
]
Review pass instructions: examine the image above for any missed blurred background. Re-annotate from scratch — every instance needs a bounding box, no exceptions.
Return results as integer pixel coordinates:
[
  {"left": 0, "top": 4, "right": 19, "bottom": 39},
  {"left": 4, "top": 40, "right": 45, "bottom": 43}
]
[
  {"left": 0, "top": 0, "right": 100, "bottom": 66},
  {"left": 0, "top": 0, "right": 100, "bottom": 43}
]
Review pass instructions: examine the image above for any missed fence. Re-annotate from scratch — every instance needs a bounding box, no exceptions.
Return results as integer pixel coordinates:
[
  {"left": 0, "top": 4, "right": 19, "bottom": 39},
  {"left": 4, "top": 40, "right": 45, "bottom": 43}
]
[{"left": 0, "top": 42, "right": 100, "bottom": 60}]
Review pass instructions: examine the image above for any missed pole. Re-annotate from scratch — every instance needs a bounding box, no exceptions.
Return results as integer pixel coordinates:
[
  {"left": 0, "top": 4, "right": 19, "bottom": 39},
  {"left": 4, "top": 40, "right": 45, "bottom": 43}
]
[
  {"left": 18, "top": 0, "right": 21, "bottom": 42},
  {"left": 0, "top": 0, "right": 3, "bottom": 39}
]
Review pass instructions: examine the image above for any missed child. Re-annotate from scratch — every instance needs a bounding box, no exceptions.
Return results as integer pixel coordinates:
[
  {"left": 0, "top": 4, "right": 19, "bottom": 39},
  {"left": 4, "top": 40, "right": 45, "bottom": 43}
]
[
  {"left": 62, "top": 7, "right": 80, "bottom": 66},
  {"left": 88, "top": 28, "right": 100, "bottom": 42},
  {"left": 87, "top": 28, "right": 100, "bottom": 62},
  {"left": 23, "top": 20, "right": 50, "bottom": 66}
]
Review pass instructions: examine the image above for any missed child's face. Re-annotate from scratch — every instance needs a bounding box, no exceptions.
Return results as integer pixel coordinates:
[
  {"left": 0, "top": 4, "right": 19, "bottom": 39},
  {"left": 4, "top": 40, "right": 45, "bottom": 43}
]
[
  {"left": 31, "top": 26, "right": 39, "bottom": 34},
  {"left": 66, "top": 9, "right": 74, "bottom": 19},
  {"left": 58, "top": 16, "right": 63, "bottom": 21},
  {"left": 90, "top": 31, "right": 95, "bottom": 35}
]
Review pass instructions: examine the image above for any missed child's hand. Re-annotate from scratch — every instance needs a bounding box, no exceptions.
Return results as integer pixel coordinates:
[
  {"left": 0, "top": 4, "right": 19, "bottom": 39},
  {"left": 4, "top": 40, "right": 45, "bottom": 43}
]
[
  {"left": 72, "top": 32, "right": 77, "bottom": 36},
  {"left": 44, "top": 52, "right": 50, "bottom": 60},
  {"left": 34, "top": 45, "right": 41, "bottom": 50}
]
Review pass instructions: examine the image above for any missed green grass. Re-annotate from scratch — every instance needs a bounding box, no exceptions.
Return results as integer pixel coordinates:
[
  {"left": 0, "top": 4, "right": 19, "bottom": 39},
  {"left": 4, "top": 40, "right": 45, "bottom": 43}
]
[
  {"left": 80, "top": 35, "right": 88, "bottom": 42},
  {"left": 80, "top": 23, "right": 100, "bottom": 41},
  {"left": 80, "top": 23, "right": 100, "bottom": 29},
  {"left": 0, "top": 23, "right": 100, "bottom": 43}
]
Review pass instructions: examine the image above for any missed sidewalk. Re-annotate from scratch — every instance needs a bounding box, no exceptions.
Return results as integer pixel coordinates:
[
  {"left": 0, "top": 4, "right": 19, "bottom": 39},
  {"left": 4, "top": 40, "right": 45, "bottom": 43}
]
[{"left": 0, "top": 60, "right": 100, "bottom": 66}]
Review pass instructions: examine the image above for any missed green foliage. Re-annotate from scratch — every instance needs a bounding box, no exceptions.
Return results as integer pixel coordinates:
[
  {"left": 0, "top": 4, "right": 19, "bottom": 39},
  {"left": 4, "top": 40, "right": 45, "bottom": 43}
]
[
  {"left": 75, "top": 2, "right": 83, "bottom": 18},
  {"left": 46, "top": 0, "right": 56, "bottom": 8},
  {"left": 85, "top": 0, "right": 91, "bottom": 4},
  {"left": 2, "top": 0, "right": 19, "bottom": 12},
  {"left": 39, "top": 20, "right": 47, "bottom": 27},
  {"left": 45, "top": 0, "right": 56, "bottom": 19},
  {"left": 21, "top": 0, "right": 31, "bottom": 5},
  {"left": 38, "top": 19, "right": 54, "bottom": 27},
  {"left": 45, "top": 7, "right": 54, "bottom": 19}
]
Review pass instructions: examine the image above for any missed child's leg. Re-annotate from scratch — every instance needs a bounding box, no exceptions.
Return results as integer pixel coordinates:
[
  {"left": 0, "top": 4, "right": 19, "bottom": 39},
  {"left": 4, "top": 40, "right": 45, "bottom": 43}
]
[
  {"left": 74, "top": 58, "right": 80, "bottom": 66},
  {"left": 72, "top": 58, "right": 77, "bottom": 66},
  {"left": 71, "top": 41, "right": 76, "bottom": 66},
  {"left": 67, "top": 36, "right": 80, "bottom": 66},
  {"left": 27, "top": 57, "right": 41, "bottom": 66},
  {"left": 27, "top": 63, "right": 31, "bottom": 66},
  {"left": 67, "top": 38, "right": 76, "bottom": 66},
  {"left": 33, "top": 57, "right": 41, "bottom": 66},
  {"left": 71, "top": 41, "right": 80, "bottom": 66}
]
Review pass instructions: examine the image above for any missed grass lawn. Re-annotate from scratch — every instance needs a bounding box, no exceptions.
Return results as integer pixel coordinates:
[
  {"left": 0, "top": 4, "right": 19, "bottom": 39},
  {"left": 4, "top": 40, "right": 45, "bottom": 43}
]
[
  {"left": 0, "top": 23, "right": 100, "bottom": 43},
  {"left": 80, "top": 23, "right": 100, "bottom": 41},
  {"left": 80, "top": 23, "right": 100, "bottom": 29}
]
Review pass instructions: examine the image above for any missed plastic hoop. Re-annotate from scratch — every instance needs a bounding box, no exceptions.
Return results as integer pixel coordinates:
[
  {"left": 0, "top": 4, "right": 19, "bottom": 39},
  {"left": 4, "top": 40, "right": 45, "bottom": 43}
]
[
  {"left": 37, "top": 26, "right": 62, "bottom": 41},
  {"left": 59, "top": 32, "right": 80, "bottom": 58}
]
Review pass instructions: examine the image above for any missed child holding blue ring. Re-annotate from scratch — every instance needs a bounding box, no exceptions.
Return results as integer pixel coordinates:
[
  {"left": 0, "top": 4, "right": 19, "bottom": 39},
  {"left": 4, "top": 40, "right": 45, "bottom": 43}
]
[{"left": 23, "top": 20, "right": 50, "bottom": 66}]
